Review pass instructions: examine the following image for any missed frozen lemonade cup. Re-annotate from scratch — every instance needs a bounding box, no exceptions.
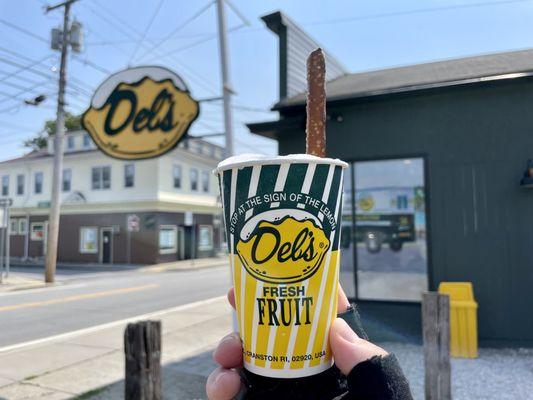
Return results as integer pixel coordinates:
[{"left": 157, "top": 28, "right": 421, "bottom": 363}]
[{"left": 215, "top": 154, "right": 348, "bottom": 378}]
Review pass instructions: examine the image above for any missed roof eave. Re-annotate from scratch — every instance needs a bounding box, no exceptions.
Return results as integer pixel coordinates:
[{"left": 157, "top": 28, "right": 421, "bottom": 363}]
[{"left": 271, "top": 70, "right": 533, "bottom": 111}]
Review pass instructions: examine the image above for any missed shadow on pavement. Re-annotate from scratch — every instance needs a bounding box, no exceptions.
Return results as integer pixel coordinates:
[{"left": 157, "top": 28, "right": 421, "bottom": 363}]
[{"left": 82, "top": 350, "right": 215, "bottom": 400}]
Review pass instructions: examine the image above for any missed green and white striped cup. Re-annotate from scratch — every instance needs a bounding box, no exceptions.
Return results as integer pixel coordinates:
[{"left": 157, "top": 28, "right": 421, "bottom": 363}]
[{"left": 215, "top": 154, "right": 348, "bottom": 378}]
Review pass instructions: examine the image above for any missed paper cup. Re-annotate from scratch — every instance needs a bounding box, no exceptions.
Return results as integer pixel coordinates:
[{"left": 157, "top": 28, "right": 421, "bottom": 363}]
[{"left": 215, "top": 154, "right": 348, "bottom": 378}]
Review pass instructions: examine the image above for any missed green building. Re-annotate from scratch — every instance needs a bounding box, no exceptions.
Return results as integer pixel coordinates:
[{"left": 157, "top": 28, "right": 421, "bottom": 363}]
[{"left": 249, "top": 11, "right": 533, "bottom": 346}]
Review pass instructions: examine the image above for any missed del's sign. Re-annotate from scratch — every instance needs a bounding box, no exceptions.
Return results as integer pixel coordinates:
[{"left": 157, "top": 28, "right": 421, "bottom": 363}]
[{"left": 82, "top": 66, "right": 199, "bottom": 160}]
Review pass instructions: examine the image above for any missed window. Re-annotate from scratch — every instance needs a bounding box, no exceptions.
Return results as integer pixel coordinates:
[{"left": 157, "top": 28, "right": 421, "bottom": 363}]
[
  {"left": 79, "top": 227, "right": 98, "bottom": 253},
  {"left": 201, "top": 171, "right": 210, "bottom": 193},
  {"left": 124, "top": 164, "right": 134, "bottom": 188},
  {"left": 16, "top": 174, "right": 24, "bottom": 195},
  {"left": 34, "top": 171, "right": 43, "bottom": 194},
  {"left": 92, "top": 166, "right": 111, "bottom": 190},
  {"left": 18, "top": 219, "right": 27, "bottom": 235},
  {"left": 67, "top": 135, "right": 75, "bottom": 150},
  {"left": 190, "top": 168, "right": 198, "bottom": 191},
  {"left": 9, "top": 219, "right": 17, "bottom": 235},
  {"left": 83, "top": 133, "right": 91, "bottom": 148},
  {"left": 2, "top": 175, "right": 8, "bottom": 196},
  {"left": 159, "top": 225, "right": 177, "bottom": 254},
  {"left": 30, "top": 222, "right": 45, "bottom": 241},
  {"left": 198, "top": 225, "right": 213, "bottom": 250},
  {"left": 339, "top": 158, "right": 428, "bottom": 302},
  {"left": 173, "top": 165, "right": 182, "bottom": 188},
  {"left": 62, "top": 169, "right": 71, "bottom": 192}
]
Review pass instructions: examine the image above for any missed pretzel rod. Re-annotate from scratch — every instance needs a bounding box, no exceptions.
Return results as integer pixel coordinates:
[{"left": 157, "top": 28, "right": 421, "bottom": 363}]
[{"left": 306, "top": 48, "right": 326, "bottom": 157}]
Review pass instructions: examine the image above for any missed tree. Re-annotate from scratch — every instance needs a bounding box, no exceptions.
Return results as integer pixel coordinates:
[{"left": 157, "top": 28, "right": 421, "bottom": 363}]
[
  {"left": 24, "top": 113, "right": 82, "bottom": 150},
  {"left": 45, "top": 112, "right": 82, "bottom": 136}
]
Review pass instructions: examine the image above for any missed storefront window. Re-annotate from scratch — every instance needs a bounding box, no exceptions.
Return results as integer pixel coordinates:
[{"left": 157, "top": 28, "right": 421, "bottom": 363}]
[
  {"left": 9, "top": 219, "right": 17, "bottom": 235},
  {"left": 79, "top": 227, "right": 98, "bottom": 253},
  {"left": 199, "top": 225, "right": 213, "bottom": 250},
  {"left": 19, "top": 218, "right": 27, "bottom": 235},
  {"left": 353, "top": 158, "right": 428, "bottom": 301},
  {"left": 159, "top": 225, "right": 177, "bottom": 254}
]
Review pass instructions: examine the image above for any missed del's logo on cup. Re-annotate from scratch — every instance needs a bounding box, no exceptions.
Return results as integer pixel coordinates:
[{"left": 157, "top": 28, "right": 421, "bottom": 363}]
[
  {"left": 236, "top": 214, "right": 330, "bottom": 284},
  {"left": 216, "top": 157, "right": 347, "bottom": 378},
  {"left": 82, "top": 66, "right": 199, "bottom": 160}
]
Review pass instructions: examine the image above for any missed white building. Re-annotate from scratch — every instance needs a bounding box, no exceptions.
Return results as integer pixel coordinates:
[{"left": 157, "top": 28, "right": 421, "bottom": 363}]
[{"left": 0, "top": 130, "right": 224, "bottom": 264}]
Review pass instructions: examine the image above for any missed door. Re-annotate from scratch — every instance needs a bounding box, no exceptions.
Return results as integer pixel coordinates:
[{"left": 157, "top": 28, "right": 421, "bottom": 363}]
[
  {"left": 101, "top": 229, "right": 112, "bottom": 264},
  {"left": 177, "top": 227, "right": 185, "bottom": 260}
]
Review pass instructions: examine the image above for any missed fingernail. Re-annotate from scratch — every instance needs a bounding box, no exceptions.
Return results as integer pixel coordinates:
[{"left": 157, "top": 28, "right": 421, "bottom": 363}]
[
  {"left": 336, "top": 318, "right": 359, "bottom": 342},
  {"left": 220, "top": 332, "right": 240, "bottom": 344}
]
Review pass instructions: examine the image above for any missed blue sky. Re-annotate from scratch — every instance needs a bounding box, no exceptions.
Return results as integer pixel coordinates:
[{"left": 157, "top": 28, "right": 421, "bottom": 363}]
[{"left": 1, "top": 0, "right": 533, "bottom": 161}]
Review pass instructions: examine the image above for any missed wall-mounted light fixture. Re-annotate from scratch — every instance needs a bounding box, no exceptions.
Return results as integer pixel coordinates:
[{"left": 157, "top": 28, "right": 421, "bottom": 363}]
[{"left": 520, "top": 159, "right": 533, "bottom": 187}]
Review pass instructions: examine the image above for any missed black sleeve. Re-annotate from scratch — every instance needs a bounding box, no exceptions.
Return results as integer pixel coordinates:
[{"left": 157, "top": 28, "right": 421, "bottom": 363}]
[
  {"left": 335, "top": 305, "right": 413, "bottom": 400},
  {"left": 344, "top": 354, "right": 413, "bottom": 400}
]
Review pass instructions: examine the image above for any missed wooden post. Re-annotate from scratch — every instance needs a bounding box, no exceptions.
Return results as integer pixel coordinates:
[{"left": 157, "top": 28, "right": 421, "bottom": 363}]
[
  {"left": 306, "top": 48, "right": 326, "bottom": 157},
  {"left": 125, "top": 320, "right": 162, "bottom": 400},
  {"left": 423, "top": 292, "right": 451, "bottom": 400}
]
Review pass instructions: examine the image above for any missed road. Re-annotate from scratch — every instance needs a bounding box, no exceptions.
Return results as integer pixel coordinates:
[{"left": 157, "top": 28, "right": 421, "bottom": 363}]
[{"left": 0, "top": 265, "right": 230, "bottom": 348}]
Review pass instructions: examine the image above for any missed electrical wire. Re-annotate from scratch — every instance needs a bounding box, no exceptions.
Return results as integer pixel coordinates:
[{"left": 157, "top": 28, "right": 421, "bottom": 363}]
[
  {"left": 162, "top": 23, "right": 245, "bottom": 58},
  {"left": 304, "top": 0, "right": 533, "bottom": 26},
  {"left": 0, "top": 18, "right": 48, "bottom": 44},
  {"left": 0, "top": 55, "right": 53, "bottom": 85},
  {"left": 84, "top": 0, "right": 220, "bottom": 95},
  {"left": 224, "top": 0, "right": 251, "bottom": 26},
  {"left": 128, "top": 0, "right": 165, "bottom": 64},
  {"left": 134, "top": 0, "right": 215, "bottom": 63}
]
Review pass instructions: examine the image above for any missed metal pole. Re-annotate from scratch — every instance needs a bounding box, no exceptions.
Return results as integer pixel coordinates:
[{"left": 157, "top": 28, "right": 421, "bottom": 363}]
[
  {"left": 127, "top": 228, "right": 131, "bottom": 265},
  {"left": 216, "top": 0, "right": 234, "bottom": 157},
  {"left": 45, "top": 1, "right": 72, "bottom": 283},
  {"left": 5, "top": 206, "right": 9, "bottom": 278}
]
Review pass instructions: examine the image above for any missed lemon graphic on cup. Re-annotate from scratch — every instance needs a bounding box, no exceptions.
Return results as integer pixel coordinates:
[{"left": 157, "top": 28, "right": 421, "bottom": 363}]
[{"left": 236, "top": 212, "right": 330, "bottom": 284}]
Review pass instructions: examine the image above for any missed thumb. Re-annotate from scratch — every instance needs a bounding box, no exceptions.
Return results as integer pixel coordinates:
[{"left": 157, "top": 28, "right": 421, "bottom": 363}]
[{"left": 330, "top": 318, "right": 388, "bottom": 375}]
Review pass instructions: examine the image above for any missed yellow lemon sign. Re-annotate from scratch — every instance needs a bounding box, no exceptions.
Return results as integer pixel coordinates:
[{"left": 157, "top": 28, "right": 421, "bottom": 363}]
[
  {"left": 358, "top": 194, "right": 374, "bottom": 212},
  {"left": 82, "top": 66, "right": 199, "bottom": 160},
  {"left": 236, "top": 216, "right": 330, "bottom": 284}
]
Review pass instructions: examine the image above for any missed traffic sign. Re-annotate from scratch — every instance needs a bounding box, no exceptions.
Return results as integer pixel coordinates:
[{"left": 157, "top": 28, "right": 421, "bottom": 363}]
[{"left": 127, "top": 214, "right": 140, "bottom": 232}]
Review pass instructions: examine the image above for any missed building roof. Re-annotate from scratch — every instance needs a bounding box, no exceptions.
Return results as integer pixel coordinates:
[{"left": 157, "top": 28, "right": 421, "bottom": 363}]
[{"left": 275, "top": 48, "right": 533, "bottom": 108}]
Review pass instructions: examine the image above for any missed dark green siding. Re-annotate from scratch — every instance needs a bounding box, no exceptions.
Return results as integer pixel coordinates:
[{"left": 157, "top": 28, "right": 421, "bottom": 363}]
[{"left": 274, "top": 78, "right": 533, "bottom": 346}]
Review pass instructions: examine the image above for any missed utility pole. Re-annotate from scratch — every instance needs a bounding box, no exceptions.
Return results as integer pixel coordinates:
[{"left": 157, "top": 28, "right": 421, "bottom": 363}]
[
  {"left": 216, "top": 0, "right": 234, "bottom": 157},
  {"left": 44, "top": 0, "right": 76, "bottom": 283}
]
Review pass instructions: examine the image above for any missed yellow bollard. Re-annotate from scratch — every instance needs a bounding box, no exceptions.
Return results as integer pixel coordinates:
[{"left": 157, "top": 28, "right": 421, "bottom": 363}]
[{"left": 438, "top": 282, "right": 478, "bottom": 358}]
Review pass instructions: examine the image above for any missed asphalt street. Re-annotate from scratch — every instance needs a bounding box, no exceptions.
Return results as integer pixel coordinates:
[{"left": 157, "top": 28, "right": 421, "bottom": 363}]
[{"left": 0, "top": 265, "right": 230, "bottom": 348}]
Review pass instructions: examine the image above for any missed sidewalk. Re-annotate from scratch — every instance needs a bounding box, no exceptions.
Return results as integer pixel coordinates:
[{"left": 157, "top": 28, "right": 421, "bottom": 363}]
[
  {"left": 9, "top": 256, "right": 228, "bottom": 274},
  {"left": 0, "top": 275, "right": 47, "bottom": 293},
  {"left": 0, "top": 296, "right": 231, "bottom": 400}
]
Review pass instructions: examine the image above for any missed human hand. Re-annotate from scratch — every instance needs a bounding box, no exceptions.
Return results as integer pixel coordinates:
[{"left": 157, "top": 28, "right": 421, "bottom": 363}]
[{"left": 206, "top": 286, "right": 387, "bottom": 400}]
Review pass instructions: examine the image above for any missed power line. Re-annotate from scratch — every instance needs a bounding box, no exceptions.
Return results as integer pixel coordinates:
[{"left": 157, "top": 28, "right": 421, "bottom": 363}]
[
  {"left": 162, "top": 23, "right": 245, "bottom": 58},
  {"left": 128, "top": 0, "right": 165, "bottom": 64},
  {"left": 0, "top": 80, "right": 51, "bottom": 105},
  {"left": 0, "top": 55, "right": 53, "bottom": 85},
  {"left": 135, "top": 0, "right": 215, "bottom": 62},
  {"left": 84, "top": 0, "right": 219, "bottom": 95},
  {"left": 305, "top": 0, "right": 533, "bottom": 26},
  {"left": 224, "top": 0, "right": 251, "bottom": 26},
  {"left": 0, "top": 18, "right": 48, "bottom": 44},
  {"left": 0, "top": 15, "right": 111, "bottom": 77}
]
